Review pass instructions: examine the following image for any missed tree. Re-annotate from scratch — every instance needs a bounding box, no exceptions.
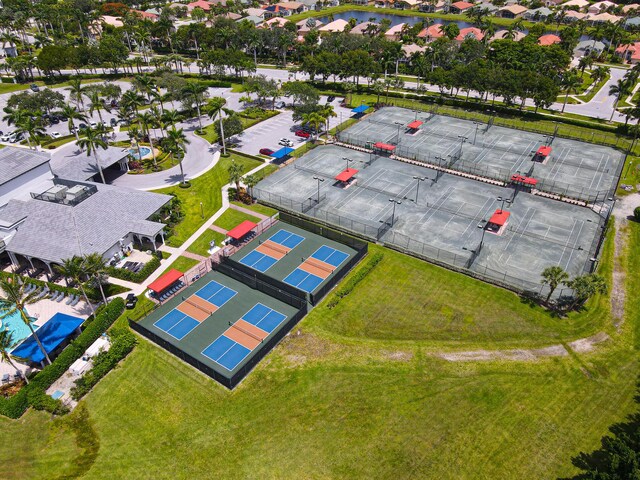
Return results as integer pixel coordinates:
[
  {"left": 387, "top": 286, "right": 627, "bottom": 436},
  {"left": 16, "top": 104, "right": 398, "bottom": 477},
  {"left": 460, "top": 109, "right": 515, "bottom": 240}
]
[
  {"left": 98, "top": 34, "right": 129, "bottom": 72},
  {"left": 244, "top": 173, "right": 259, "bottom": 199},
  {"left": 137, "top": 111, "right": 158, "bottom": 168},
  {"left": 214, "top": 114, "right": 243, "bottom": 147},
  {"left": 66, "top": 78, "right": 87, "bottom": 110},
  {"left": 566, "top": 273, "right": 607, "bottom": 311},
  {"left": 302, "top": 111, "right": 326, "bottom": 141},
  {"left": 121, "top": 89, "right": 145, "bottom": 117},
  {"left": 634, "top": 206, "right": 640, "bottom": 221},
  {"left": 15, "top": 115, "right": 45, "bottom": 150},
  {"left": 609, "top": 79, "right": 631, "bottom": 122},
  {"left": 83, "top": 253, "right": 109, "bottom": 306},
  {"left": 0, "top": 275, "right": 51, "bottom": 365},
  {"left": 227, "top": 161, "right": 243, "bottom": 196},
  {"left": 37, "top": 45, "right": 68, "bottom": 76},
  {"left": 181, "top": 82, "right": 209, "bottom": 132},
  {"left": 541, "top": 266, "right": 569, "bottom": 304},
  {"left": 165, "top": 127, "right": 190, "bottom": 186},
  {"left": 205, "top": 97, "right": 227, "bottom": 153},
  {"left": 55, "top": 257, "right": 95, "bottom": 316},
  {"left": 59, "top": 105, "right": 87, "bottom": 141},
  {"left": 561, "top": 71, "right": 581, "bottom": 113},
  {"left": 87, "top": 90, "right": 105, "bottom": 125},
  {"left": 76, "top": 127, "right": 108, "bottom": 184},
  {"left": 0, "top": 329, "right": 26, "bottom": 384}
]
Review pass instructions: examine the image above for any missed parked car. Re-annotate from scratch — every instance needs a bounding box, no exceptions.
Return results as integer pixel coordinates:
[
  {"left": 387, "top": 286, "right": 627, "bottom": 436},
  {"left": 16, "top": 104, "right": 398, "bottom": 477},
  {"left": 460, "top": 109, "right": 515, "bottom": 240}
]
[
  {"left": 51, "top": 132, "right": 61, "bottom": 139},
  {"left": 274, "top": 100, "right": 286, "bottom": 109},
  {"left": 259, "top": 148, "right": 274, "bottom": 156},
  {"left": 125, "top": 293, "right": 138, "bottom": 309},
  {"left": 110, "top": 118, "right": 118, "bottom": 127},
  {"left": 78, "top": 123, "right": 88, "bottom": 130},
  {"left": 295, "top": 130, "right": 310, "bottom": 138},
  {"left": 29, "top": 84, "right": 39, "bottom": 92},
  {"left": 90, "top": 121, "right": 98, "bottom": 128},
  {"left": 279, "top": 138, "right": 294, "bottom": 147},
  {"left": 327, "top": 95, "right": 336, "bottom": 102}
]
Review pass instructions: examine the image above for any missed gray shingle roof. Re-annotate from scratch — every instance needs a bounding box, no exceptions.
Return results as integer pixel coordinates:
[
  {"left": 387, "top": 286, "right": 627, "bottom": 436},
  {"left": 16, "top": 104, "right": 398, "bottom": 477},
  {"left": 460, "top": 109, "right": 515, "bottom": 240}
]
[
  {"left": 50, "top": 146, "right": 129, "bottom": 181},
  {"left": 2, "top": 181, "right": 172, "bottom": 264},
  {"left": 0, "top": 147, "right": 50, "bottom": 186}
]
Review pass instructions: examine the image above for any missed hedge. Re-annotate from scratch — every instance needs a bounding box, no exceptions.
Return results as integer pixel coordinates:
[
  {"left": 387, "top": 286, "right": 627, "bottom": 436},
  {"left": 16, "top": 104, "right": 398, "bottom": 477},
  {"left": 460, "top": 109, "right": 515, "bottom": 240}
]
[
  {"left": 326, "top": 252, "right": 384, "bottom": 309},
  {"left": 0, "top": 298, "right": 125, "bottom": 418},
  {"left": 70, "top": 330, "right": 136, "bottom": 401},
  {"left": 107, "top": 256, "right": 161, "bottom": 283}
]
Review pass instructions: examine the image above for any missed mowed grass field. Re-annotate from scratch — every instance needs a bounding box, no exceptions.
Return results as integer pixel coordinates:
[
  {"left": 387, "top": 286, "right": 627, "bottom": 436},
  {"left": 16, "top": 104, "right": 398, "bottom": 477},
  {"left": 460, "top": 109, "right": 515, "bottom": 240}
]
[{"left": 0, "top": 222, "right": 637, "bottom": 479}]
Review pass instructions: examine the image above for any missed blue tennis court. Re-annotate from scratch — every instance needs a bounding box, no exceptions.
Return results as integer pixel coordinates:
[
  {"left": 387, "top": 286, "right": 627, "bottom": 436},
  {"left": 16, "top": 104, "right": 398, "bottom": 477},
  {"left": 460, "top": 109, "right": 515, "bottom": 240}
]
[
  {"left": 239, "top": 249, "right": 278, "bottom": 272},
  {"left": 202, "top": 335, "right": 251, "bottom": 371},
  {"left": 311, "top": 245, "right": 349, "bottom": 267},
  {"left": 269, "top": 229, "right": 305, "bottom": 249},
  {"left": 283, "top": 268, "right": 324, "bottom": 293},
  {"left": 242, "top": 303, "right": 288, "bottom": 333},
  {"left": 154, "top": 309, "right": 200, "bottom": 340},
  {"left": 194, "top": 281, "right": 237, "bottom": 307}
]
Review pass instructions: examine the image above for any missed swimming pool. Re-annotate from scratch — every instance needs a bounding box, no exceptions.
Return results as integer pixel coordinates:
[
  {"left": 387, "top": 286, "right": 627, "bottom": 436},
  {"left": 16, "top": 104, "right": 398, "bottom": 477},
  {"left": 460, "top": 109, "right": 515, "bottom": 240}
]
[
  {"left": 128, "top": 146, "right": 152, "bottom": 160},
  {"left": 1, "top": 309, "right": 36, "bottom": 346}
]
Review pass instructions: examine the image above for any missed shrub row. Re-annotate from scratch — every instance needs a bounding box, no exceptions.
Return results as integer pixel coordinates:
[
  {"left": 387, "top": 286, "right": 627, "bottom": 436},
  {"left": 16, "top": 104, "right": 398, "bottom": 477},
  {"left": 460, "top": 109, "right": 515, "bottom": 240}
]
[
  {"left": 107, "top": 256, "right": 161, "bottom": 283},
  {"left": 70, "top": 329, "right": 136, "bottom": 401},
  {"left": 0, "top": 270, "right": 86, "bottom": 300},
  {"left": 326, "top": 252, "right": 384, "bottom": 309},
  {"left": 0, "top": 298, "right": 125, "bottom": 418}
]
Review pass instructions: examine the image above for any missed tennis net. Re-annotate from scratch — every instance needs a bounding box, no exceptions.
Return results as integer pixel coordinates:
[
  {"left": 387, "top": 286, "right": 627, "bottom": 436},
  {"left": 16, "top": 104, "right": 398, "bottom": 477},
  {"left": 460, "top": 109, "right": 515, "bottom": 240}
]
[
  {"left": 307, "top": 257, "right": 334, "bottom": 273},
  {"left": 184, "top": 297, "right": 213, "bottom": 316},
  {"left": 229, "top": 321, "right": 265, "bottom": 342},
  {"left": 265, "top": 241, "right": 289, "bottom": 255}
]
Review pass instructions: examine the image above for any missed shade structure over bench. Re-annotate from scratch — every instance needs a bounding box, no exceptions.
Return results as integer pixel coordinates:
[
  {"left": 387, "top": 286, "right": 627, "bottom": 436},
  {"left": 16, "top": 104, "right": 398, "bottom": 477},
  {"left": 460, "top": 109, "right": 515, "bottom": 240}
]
[
  {"left": 536, "top": 146, "right": 552, "bottom": 157},
  {"left": 351, "top": 104, "right": 370, "bottom": 114},
  {"left": 148, "top": 269, "right": 184, "bottom": 294},
  {"left": 335, "top": 168, "right": 359, "bottom": 182},
  {"left": 407, "top": 120, "right": 423, "bottom": 129},
  {"left": 488, "top": 209, "right": 511, "bottom": 227},
  {"left": 227, "top": 220, "right": 258, "bottom": 241},
  {"left": 271, "top": 147, "right": 294, "bottom": 159},
  {"left": 373, "top": 142, "right": 396, "bottom": 152}
]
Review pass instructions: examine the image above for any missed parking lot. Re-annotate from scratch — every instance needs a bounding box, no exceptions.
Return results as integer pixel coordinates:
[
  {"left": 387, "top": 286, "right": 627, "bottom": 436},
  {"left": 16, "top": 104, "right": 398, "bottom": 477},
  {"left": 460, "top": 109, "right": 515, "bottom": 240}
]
[
  {"left": 255, "top": 144, "right": 605, "bottom": 292},
  {"left": 338, "top": 107, "right": 625, "bottom": 203}
]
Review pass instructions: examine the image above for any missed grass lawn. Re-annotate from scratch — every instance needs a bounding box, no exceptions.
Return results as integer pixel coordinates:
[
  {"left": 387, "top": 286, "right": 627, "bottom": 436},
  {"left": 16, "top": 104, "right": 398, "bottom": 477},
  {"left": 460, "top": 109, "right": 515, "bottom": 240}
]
[
  {"left": 0, "top": 221, "right": 636, "bottom": 479},
  {"left": 160, "top": 255, "right": 199, "bottom": 276},
  {"left": 231, "top": 200, "right": 278, "bottom": 217},
  {"left": 616, "top": 154, "right": 640, "bottom": 195},
  {"left": 153, "top": 154, "right": 261, "bottom": 247},
  {"left": 213, "top": 208, "right": 261, "bottom": 231},
  {"left": 186, "top": 229, "right": 226, "bottom": 257},
  {"left": 575, "top": 73, "right": 610, "bottom": 103}
]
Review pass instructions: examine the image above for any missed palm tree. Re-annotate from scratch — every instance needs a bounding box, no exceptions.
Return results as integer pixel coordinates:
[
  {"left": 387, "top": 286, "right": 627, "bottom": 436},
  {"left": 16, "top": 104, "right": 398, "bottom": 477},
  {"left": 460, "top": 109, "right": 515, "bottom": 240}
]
[
  {"left": 2, "top": 107, "right": 27, "bottom": 129},
  {"left": 372, "top": 80, "right": 385, "bottom": 104},
  {"left": 166, "top": 127, "right": 190, "bottom": 186},
  {"left": 161, "top": 109, "right": 181, "bottom": 130},
  {"left": 87, "top": 90, "right": 105, "bottom": 125},
  {"left": 228, "top": 161, "right": 243, "bottom": 194},
  {"left": 182, "top": 82, "right": 208, "bottom": 132},
  {"left": 0, "top": 275, "right": 51, "bottom": 365},
  {"left": 121, "top": 89, "right": 145, "bottom": 117},
  {"left": 59, "top": 105, "right": 87, "bottom": 142},
  {"left": 244, "top": 173, "right": 259, "bottom": 199},
  {"left": 127, "top": 126, "right": 143, "bottom": 162},
  {"left": 321, "top": 104, "right": 337, "bottom": 136},
  {"left": 55, "top": 257, "right": 95, "bottom": 315},
  {"left": 561, "top": 72, "right": 581, "bottom": 113},
  {"left": 205, "top": 97, "right": 227, "bottom": 153},
  {"left": 66, "top": 78, "right": 87, "bottom": 110},
  {"left": 609, "top": 78, "right": 631, "bottom": 122},
  {"left": 133, "top": 74, "right": 156, "bottom": 103},
  {"left": 0, "top": 329, "right": 27, "bottom": 384},
  {"left": 15, "top": 115, "right": 45, "bottom": 149},
  {"left": 76, "top": 128, "right": 108, "bottom": 183},
  {"left": 83, "top": 253, "right": 109, "bottom": 306},
  {"left": 541, "top": 266, "right": 569, "bottom": 304},
  {"left": 302, "top": 111, "right": 326, "bottom": 141},
  {"left": 137, "top": 111, "right": 158, "bottom": 168}
]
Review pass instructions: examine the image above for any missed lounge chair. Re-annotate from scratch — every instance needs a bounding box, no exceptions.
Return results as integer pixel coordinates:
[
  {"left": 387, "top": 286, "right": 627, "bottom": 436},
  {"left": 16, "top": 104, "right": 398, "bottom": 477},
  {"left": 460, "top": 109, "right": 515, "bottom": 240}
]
[
  {"left": 50, "top": 291, "right": 60, "bottom": 302},
  {"left": 1, "top": 374, "right": 10, "bottom": 383},
  {"left": 24, "top": 283, "right": 35, "bottom": 294},
  {"left": 65, "top": 294, "right": 74, "bottom": 305},
  {"left": 70, "top": 295, "right": 80, "bottom": 307},
  {"left": 56, "top": 293, "right": 65, "bottom": 303},
  {"left": 36, "top": 286, "right": 49, "bottom": 300}
]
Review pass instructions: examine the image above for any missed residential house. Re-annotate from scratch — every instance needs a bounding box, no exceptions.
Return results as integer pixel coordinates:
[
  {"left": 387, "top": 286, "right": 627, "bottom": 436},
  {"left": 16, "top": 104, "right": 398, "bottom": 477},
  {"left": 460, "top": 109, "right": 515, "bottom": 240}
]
[
  {"left": 131, "top": 9, "right": 159, "bottom": 21},
  {"left": 384, "top": 22, "right": 407, "bottom": 40},
  {"left": 296, "top": 18, "right": 324, "bottom": 35},
  {"left": 544, "top": 0, "right": 565, "bottom": 6},
  {"left": 221, "top": 12, "right": 242, "bottom": 20},
  {"left": 498, "top": 4, "right": 528, "bottom": 18},
  {"left": 589, "top": 12, "right": 622, "bottom": 23},
  {"left": 475, "top": 2, "right": 499, "bottom": 14},
  {"left": 417, "top": 23, "right": 444, "bottom": 41},
  {"left": 448, "top": 1, "right": 474, "bottom": 14},
  {"left": 392, "top": 0, "right": 420, "bottom": 9},
  {"left": 625, "top": 16, "right": 640, "bottom": 29},
  {"left": 524, "top": 7, "right": 552, "bottom": 21},
  {"left": 187, "top": 0, "right": 211, "bottom": 12},
  {"left": 401, "top": 44, "right": 428, "bottom": 60},
  {"left": 587, "top": 0, "right": 616, "bottom": 14},
  {"left": 560, "top": 0, "right": 589, "bottom": 10},
  {"left": 244, "top": 7, "right": 267, "bottom": 17},
  {"left": 260, "top": 17, "right": 291, "bottom": 27},
  {"left": 349, "top": 21, "right": 378, "bottom": 35},
  {"left": 239, "top": 15, "right": 264, "bottom": 24},
  {"left": 623, "top": 4, "right": 640, "bottom": 14},
  {"left": 275, "top": 1, "right": 307, "bottom": 14},
  {"left": 455, "top": 27, "right": 484, "bottom": 43},
  {"left": 616, "top": 42, "right": 640, "bottom": 63},
  {"left": 419, "top": 0, "right": 445, "bottom": 12},
  {"left": 573, "top": 39, "right": 606, "bottom": 57},
  {"left": 491, "top": 29, "right": 526, "bottom": 42},
  {"left": 564, "top": 10, "right": 588, "bottom": 21},
  {"left": 538, "top": 33, "right": 562, "bottom": 46},
  {"left": 263, "top": 5, "right": 292, "bottom": 18},
  {"left": 319, "top": 19, "right": 349, "bottom": 33},
  {"left": 100, "top": 15, "right": 124, "bottom": 28}
]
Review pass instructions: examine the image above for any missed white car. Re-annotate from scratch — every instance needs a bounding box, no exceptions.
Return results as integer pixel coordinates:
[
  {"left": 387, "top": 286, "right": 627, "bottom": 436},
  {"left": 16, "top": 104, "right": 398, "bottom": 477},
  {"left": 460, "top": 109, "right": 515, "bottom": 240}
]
[
  {"left": 279, "top": 138, "right": 293, "bottom": 147},
  {"left": 0, "top": 133, "right": 11, "bottom": 142},
  {"left": 51, "top": 132, "right": 62, "bottom": 139}
]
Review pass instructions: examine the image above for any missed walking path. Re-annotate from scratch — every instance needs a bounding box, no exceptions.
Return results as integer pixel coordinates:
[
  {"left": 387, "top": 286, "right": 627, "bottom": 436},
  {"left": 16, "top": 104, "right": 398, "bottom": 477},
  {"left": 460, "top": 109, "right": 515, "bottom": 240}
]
[{"left": 229, "top": 202, "right": 270, "bottom": 220}]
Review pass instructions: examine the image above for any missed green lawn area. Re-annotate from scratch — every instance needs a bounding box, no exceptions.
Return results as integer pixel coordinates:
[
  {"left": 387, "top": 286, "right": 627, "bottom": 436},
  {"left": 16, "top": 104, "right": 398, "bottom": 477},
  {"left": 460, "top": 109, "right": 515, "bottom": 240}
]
[
  {"left": 616, "top": 154, "right": 640, "bottom": 195},
  {"left": 0, "top": 82, "right": 28, "bottom": 94},
  {"left": 231, "top": 200, "right": 278, "bottom": 217},
  {"left": 0, "top": 221, "right": 636, "bottom": 479},
  {"left": 153, "top": 154, "right": 261, "bottom": 247},
  {"left": 186, "top": 229, "right": 226, "bottom": 257},
  {"left": 160, "top": 255, "right": 199, "bottom": 276},
  {"left": 576, "top": 73, "right": 610, "bottom": 103},
  {"left": 213, "top": 208, "right": 261, "bottom": 231}
]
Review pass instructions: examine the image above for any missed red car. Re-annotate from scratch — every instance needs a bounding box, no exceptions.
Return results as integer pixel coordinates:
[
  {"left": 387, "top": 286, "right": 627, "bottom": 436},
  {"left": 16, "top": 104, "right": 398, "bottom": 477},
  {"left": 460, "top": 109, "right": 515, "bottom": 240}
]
[
  {"left": 295, "top": 130, "right": 310, "bottom": 138},
  {"left": 259, "top": 148, "right": 274, "bottom": 156}
]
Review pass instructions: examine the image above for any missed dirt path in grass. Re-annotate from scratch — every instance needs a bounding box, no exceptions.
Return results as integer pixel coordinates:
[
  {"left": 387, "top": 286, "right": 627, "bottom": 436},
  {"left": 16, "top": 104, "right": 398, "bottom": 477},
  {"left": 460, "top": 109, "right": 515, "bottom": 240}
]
[{"left": 610, "top": 193, "right": 638, "bottom": 329}]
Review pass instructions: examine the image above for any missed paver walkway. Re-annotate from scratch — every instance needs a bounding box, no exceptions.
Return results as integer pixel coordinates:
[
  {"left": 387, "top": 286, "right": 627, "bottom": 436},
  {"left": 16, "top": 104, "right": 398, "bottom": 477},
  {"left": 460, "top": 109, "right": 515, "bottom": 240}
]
[{"left": 229, "top": 203, "right": 270, "bottom": 220}]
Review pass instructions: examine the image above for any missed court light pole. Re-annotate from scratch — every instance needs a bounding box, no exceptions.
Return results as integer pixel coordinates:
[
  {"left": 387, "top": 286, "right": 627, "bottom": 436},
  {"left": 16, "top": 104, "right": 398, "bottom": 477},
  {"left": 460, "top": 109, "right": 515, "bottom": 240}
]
[
  {"left": 413, "top": 176, "right": 426, "bottom": 204},
  {"left": 394, "top": 121, "right": 403, "bottom": 140},
  {"left": 457, "top": 135, "right": 468, "bottom": 151},
  {"left": 389, "top": 198, "right": 401, "bottom": 226},
  {"left": 342, "top": 156, "right": 353, "bottom": 171},
  {"left": 477, "top": 220, "right": 487, "bottom": 252},
  {"left": 313, "top": 176, "right": 324, "bottom": 204},
  {"left": 496, "top": 196, "right": 511, "bottom": 213},
  {"left": 473, "top": 122, "right": 480, "bottom": 145}
]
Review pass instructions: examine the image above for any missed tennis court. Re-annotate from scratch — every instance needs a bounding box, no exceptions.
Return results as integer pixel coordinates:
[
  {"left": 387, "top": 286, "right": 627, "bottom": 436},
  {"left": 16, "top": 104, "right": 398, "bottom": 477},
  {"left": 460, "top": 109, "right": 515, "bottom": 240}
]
[
  {"left": 337, "top": 106, "right": 624, "bottom": 202},
  {"left": 137, "top": 269, "right": 299, "bottom": 384},
  {"left": 238, "top": 229, "right": 305, "bottom": 272},
  {"left": 230, "top": 221, "right": 358, "bottom": 295},
  {"left": 254, "top": 143, "right": 607, "bottom": 292}
]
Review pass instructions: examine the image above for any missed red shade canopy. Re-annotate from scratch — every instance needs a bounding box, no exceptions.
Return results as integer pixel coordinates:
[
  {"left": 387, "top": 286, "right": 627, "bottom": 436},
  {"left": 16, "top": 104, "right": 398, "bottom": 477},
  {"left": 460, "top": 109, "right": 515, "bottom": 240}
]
[
  {"left": 536, "top": 146, "right": 552, "bottom": 157},
  {"left": 488, "top": 209, "right": 511, "bottom": 227},
  {"left": 407, "top": 120, "right": 423, "bottom": 129},
  {"left": 148, "top": 269, "right": 184, "bottom": 294},
  {"left": 227, "top": 220, "right": 257, "bottom": 240},
  {"left": 511, "top": 174, "right": 538, "bottom": 186},
  {"left": 374, "top": 142, "right": 396, "bottom": 152},
  {"left": 335, "top": 168, "right": 359, "bottom": 182}
]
